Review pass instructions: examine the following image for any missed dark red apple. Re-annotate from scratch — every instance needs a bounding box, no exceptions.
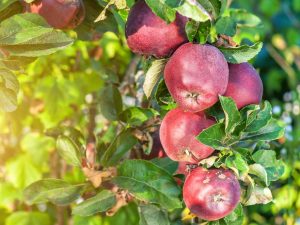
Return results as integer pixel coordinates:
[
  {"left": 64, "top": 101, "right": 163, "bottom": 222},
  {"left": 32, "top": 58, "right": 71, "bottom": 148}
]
[
  {"left": 159, "top": 108, "right": 215, "bottom": 163},
  {"left": 224, "top": 63, "right": 263, "bottom": 109},
  {"left": 164, "top": 43, "right": 229, "bottom": 112},
  {"left": 142, "top": 131, "right": 167, "bottom": 160},
  {"left": 183, "top": 167, "right": 241, "bottom": 221},
  {"left": 23, "top": 0, "right": 85, "bottom": 29},
  {"left": 125, "top": 0, "right": 188, "bottom": 58}
]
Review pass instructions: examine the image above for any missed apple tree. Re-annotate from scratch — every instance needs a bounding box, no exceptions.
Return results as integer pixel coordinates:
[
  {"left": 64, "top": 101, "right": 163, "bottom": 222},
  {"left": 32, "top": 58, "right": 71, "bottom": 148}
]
[{"left": 0, "top": 0, "right": 287, "bottom": 224}]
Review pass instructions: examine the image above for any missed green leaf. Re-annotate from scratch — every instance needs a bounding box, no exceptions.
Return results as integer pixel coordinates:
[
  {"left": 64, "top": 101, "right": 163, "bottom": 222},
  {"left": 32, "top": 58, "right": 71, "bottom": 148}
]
[
  {"left": 139, "top": 204, "right": 170, "bottom": 225},
  {"left": 24, "top": 179, "right": 85, "bottom": 205},
  {"left": 201, "top": 0, "right": 222, "bottom": 18},
  {"left": 154, "top": 79, "right": 175, "bottom": 107},
  {"left": 244, "top": 186, "right": 272, "bottom": 206},
  {"left": 151, "top": 158, "right": 178, "bottom": 175},
  {"left": 115, "top": 0, "right": 127, "bottom": 9},
  {"left": 0, "top": 1, "right": 23, "bottom": 23},
  {"left": 185, "top": 20, "right": 199, "bottom": 42},
  {"left": 219, "top": 96, "right": 241, "bottom": 134},
  {"left": 0, "top": 86, "right": 17, "bottom": 112},
  {"left": 235, "top": 104, "right": 260, "bottom": 132},
  {"left": 164, "top": 0, "right": 184, "bottom": 8},
  {"left": 244, "top": 101, "right": 272, "bottom": 132},
  {"left": 46, "top": 126, "right": 85, "bottom": 150},
  {"left": 5, "top": 211, "right": 51, "bottom": 225},
  {"left": 144, "top": 0, "right": 176, "bottom": 23},
  {"left": 99, "top": 84, "right": 123, "bottom": 121},
  {"left": 244, "top": 101, "right": 272, "bottom": 133},
  {"left": 120, "top": 107, "right": 159, "bottom": 127},
  {"left": 0, "top": 0, "right": 19, "bottom": 12},
  {"left": 248, "top": 164, "right": 268, "bottom": 186},
  {"left": 94, "top": 0, "right": 115, "bottom": 22},
  {"left": 252, "top": 150, "right": 285, "bottom": 182},
  {"left": 143, "top": 59, "right": 167, "bottom": 99},
  {"left": 185, "top": 20, "right": 211, "bottom": 44},
  {"left": 200, "top": 156, "right": 219, "bottom": 168},
  {"left": 225, "top": 153, "right": 249, "bottom": 175},
  {"left": 219, "top": 42, "right": 263, "bottom": 64},
  {"left": 215, "top": 17, "right": 237, "bottom": 36},
  {"left": 75, "top": 1, "right": 118, "bottom": 41},
  {"left": 73, "top": 215, "right": 103, "bottom": 225},
  {"left": 0, "top": 56, "right": 36, "bottom": 70},
  {"left": 72, "top": 190, "right": 116, "bottom": 216},
  {"left": 0, "top": 68, "right": 19, "bottom": 112},
  {"left": 0, "top": 14, "right": 73, "bottom": 57},
  {"left": 197, "top": 20, "right": 212, "bottom": 43},
  {"left": 197, "top": 123, "right": 227, "bottom": 150},
  {"left": 56, "top": 135, "right": 83, "bottom": 167},
  {"left": 206, "top": 102, "right": 225, "bottom": 122},
  {"left": 230, "top": 9, "right": 261, "bottom": 27},
  {"left": 177, "top": 0, "right": 211, "bottom": 22},
  {"left": 265, "top": 160, "right": 285, "bottom": 182},
  {"left": 236, "top": 101, "right": 272, "bottom": 134},
  {"left": 209, "top": 203, "right": 244, "bottom": 225},
  {"left": 75, "top": 210, "right": 140, "bottom": 225},
  {"left": 112, "top": 160, "right": 181, "bottom": 210},
  {"left": 101, "top": 129, "right": 138, "bottom": 167},
  {"left": 223, "top": 203, "right": 244, "bottom": 225},
  {"left": 241, "top": 119, "right": 285, "bottom": 141},
  {"left": 252, "top": 150, "right": 277, "bottom": 167}
]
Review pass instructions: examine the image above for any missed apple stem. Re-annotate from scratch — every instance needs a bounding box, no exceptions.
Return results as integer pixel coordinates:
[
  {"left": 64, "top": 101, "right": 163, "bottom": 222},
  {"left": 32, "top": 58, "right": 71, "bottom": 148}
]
[{"left": 184, "top": 148, "right": 200, "bottom": 162}]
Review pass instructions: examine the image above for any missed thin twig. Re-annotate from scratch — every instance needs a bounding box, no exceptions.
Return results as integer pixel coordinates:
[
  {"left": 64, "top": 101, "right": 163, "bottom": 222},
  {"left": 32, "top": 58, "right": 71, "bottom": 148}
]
[
  {"left": 87, "top": 93, "right": 97, "bottom": 144},
  {"left": 120, "top": 55, "right": 141, "bottom": 92},
  {"left": 266, "top": 44, "right": 297, "bottom": 88},
  {"left": 227, "top": 0, "right": 233, "bottom": 8},
  {"left": 50, "top": 152, "right": 67, "bottom": 225}
]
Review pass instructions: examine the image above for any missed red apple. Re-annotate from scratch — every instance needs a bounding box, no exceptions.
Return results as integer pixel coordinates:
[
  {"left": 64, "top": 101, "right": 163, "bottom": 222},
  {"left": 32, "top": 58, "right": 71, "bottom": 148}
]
[
  {"left": 164, "top": 43, "right": 229, "bottom": 112},
  {"left": 125, "top": 0, "right": 188, "bottom": 58},
  {"left": 183, "top": 167, "right": 241, "bottom": 221},
  {"left": 159, "top": 108, "right": 215, "bottom": 163},
  {"left": 23, "top": 0, "right": 85, "bottom": 29},
  {"left": 176, "top": 161, "right": 196, "bottom": 176},
  {"left": 224, "top": 63, "right": 263, "bottom": 109}
]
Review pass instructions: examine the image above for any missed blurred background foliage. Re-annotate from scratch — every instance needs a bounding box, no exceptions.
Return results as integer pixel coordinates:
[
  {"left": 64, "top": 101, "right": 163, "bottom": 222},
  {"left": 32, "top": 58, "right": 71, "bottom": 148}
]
[
  {"left": 0, "top": 0, "right": 299, "bottom": 225},
  {"left": 232, "top": 0, "right": 300, "bottom": 224}
]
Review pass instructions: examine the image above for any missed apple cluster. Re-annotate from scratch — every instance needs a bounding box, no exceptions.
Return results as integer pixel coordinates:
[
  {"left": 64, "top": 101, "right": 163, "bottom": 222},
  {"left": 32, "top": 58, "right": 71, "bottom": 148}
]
[
  {"left": 21, "top": 0, "right": 85, "bottom": 29},
  {"left": 126, "top": 1, "right": 263, "bottom": 221}
]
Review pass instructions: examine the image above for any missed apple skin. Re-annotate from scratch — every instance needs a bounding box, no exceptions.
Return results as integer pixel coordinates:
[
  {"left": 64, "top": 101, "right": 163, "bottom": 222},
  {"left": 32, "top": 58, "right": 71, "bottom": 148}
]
[
  {"left": 159, "top": 108, "right": 215, "bottom": 163},
  {"left": 164, "top": 43, "right": 229, "bottom": 112},
  {"left": 142, "top": 131, "right": 167, "bottom": 160},
  {"left": 176, "top": 161, "right": 196, "bottom": 176},
  {"left": 23, "top": 0, "right": 85, "bottom": 29},
  {"left": 183, "top": 167, "right": 241, "bottom": 221},
  {"left": 125, "top": 0, "right": 188, "bottom": 58},
  {"left": 224, "top": 63, "right": 263, "bottom": 109}
]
